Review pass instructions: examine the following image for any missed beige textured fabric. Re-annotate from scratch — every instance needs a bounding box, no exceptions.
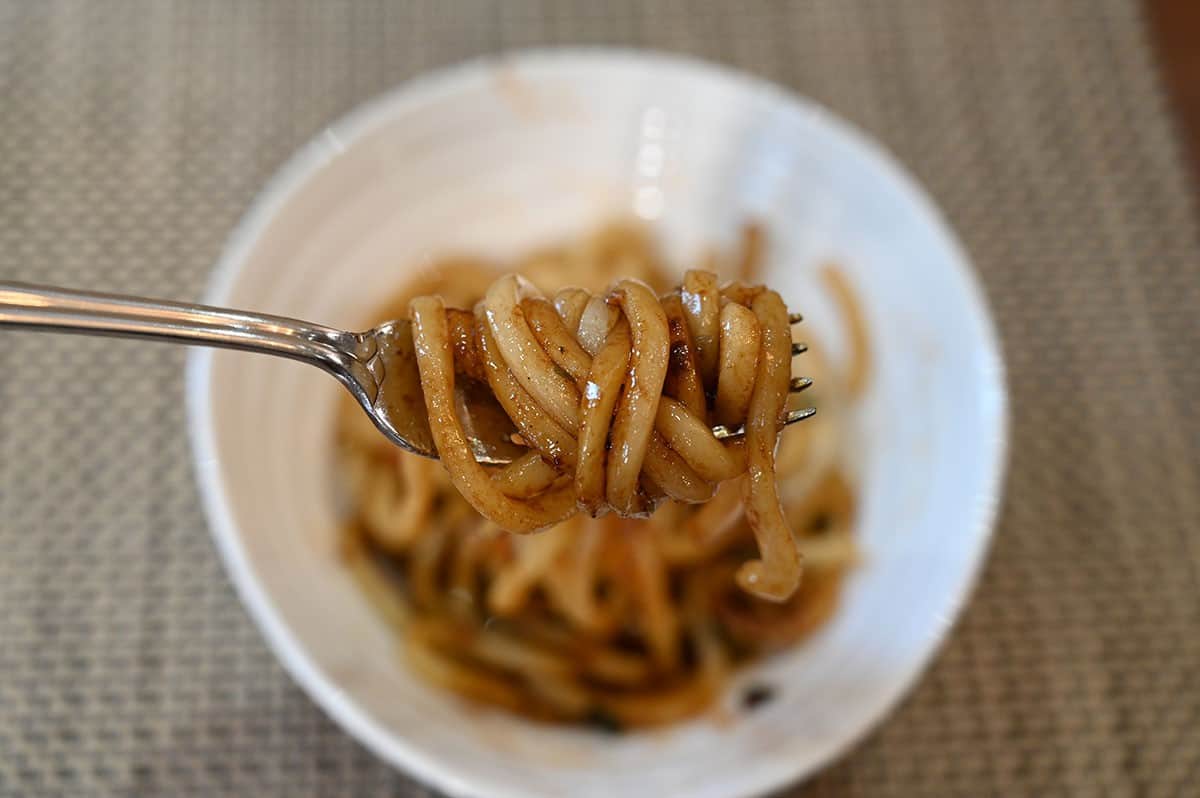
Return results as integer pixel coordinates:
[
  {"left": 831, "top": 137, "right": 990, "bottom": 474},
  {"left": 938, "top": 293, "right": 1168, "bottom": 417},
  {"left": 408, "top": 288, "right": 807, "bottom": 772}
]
[{"left": 2, "top": 1, "right": 1198, "bottom": 796}]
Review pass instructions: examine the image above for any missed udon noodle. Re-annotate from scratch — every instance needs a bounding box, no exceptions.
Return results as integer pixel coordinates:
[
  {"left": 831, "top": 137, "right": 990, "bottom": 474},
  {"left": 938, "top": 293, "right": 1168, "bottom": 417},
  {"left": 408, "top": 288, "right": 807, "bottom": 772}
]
[{"left": 338, "top": 224, "right": 869, "bottom": 729}]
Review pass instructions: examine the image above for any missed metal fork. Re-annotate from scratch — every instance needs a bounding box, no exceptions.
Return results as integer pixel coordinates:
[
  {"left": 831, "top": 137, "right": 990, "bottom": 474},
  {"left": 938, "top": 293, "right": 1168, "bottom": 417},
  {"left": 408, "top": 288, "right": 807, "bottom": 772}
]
[{"left": 0, "top": 282, "right": 814, "bottom": 463}]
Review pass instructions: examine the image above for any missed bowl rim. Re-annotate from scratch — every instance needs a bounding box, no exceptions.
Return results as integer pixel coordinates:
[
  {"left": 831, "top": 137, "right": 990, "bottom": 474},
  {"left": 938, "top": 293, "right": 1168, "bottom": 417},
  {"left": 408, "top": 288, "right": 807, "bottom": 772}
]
[{"left": 186, "top": 46, "right": 1009, "bottom": 798}]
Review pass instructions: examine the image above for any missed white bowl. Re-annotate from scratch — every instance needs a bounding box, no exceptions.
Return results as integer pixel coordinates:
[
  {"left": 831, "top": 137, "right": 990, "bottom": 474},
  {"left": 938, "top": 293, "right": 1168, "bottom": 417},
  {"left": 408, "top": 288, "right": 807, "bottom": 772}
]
[{"left": 187, "top": 50, "right": 1007, "bottom": 798}]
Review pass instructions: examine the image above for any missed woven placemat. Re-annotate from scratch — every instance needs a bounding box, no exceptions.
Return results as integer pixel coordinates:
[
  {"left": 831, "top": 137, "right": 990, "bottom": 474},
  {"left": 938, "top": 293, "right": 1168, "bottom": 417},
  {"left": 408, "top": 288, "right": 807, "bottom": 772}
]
[{"left": 2, "top": 1, "right": 1198, "bottom": 796}]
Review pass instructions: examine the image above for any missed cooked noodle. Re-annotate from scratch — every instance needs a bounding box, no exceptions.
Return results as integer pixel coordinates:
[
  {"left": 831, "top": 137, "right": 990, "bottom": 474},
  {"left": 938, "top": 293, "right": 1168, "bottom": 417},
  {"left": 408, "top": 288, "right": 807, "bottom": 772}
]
[{"left": 338, "top": 223, "right": 870, "bottom": 729}]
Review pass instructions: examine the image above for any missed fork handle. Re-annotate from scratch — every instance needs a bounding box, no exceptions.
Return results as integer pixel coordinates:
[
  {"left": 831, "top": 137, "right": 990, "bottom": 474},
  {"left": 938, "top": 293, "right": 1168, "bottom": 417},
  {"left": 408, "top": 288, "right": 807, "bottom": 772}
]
[{"left": 0, "top": 281, "right": 373, "bottom": 382}]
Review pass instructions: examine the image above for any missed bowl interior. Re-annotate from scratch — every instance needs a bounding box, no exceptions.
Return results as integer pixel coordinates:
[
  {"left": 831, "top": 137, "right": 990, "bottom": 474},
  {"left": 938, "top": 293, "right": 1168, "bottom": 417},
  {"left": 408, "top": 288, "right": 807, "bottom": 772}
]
[{"left": 189, "top": 52, "right": 1006, "bottom": 798}]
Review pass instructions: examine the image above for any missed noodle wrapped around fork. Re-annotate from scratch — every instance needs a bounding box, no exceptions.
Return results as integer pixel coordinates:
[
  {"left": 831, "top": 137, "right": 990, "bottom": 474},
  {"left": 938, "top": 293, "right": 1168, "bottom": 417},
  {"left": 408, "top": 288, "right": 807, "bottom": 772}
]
[{"left": 409, "top": 269, "right": 807, "bottom": 601}]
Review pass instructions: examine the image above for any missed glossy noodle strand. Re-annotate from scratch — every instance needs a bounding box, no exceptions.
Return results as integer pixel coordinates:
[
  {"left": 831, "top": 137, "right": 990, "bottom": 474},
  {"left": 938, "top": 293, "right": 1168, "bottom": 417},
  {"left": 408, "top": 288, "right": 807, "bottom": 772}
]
[{"left": 338, "top": 224, "right": 866, "bottom": 729}]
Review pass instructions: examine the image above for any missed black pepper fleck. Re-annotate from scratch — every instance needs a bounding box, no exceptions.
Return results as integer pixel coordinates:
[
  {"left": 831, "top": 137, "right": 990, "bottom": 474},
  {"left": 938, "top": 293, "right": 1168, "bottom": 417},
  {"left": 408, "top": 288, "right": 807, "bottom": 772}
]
[
  {"left": 741, "top": 683, "right": 776, "bottom": 710},
  {"left": 582, "top": 708, "right": 624, "bottom": 734}
]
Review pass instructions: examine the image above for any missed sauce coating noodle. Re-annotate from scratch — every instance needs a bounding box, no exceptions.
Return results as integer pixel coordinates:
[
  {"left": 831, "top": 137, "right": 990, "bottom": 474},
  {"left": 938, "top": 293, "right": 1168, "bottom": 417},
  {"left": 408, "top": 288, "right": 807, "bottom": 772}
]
[{"left": 338, "top": 224, "right": 869, "bottom": 729}]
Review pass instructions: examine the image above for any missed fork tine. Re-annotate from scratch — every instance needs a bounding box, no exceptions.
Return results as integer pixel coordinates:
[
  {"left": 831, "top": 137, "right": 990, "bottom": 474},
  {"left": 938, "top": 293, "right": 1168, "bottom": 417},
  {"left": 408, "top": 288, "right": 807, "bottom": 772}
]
[
  {"left": 710, "top": 405, "right": 816, "bottom": 441},
  {"left": 710, "top": 424, "right": 737, "bottom": 440},
  {"left": 784, "top": 406, "right": 817, "bottom": 425},
  {"left": 788, "top": 312, "right": 804, "bottom": 324},
  {"left": 789, "top": 376, "right": 813, "bottom": 393},
  {"left": 791, "top": 342, "right": 808, "bottom": 356}
]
